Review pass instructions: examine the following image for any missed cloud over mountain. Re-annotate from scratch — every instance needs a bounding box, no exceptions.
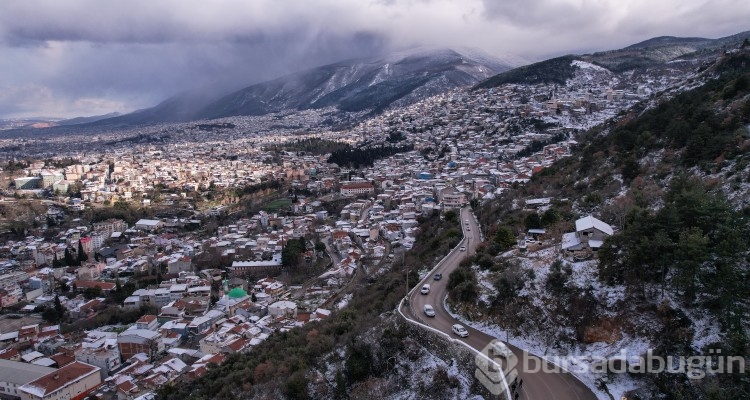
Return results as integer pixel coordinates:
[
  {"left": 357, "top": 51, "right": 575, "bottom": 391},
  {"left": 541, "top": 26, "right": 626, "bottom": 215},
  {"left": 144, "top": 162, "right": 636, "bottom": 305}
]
[{"left": 0, "top": 0, "right": 748, "bottom": 118}]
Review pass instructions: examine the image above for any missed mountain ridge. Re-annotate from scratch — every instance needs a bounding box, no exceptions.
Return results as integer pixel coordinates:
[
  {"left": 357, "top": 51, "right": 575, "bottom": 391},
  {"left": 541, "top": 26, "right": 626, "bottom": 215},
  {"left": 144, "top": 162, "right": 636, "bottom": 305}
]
[
  {"left": 85, "top": 47, "right": 521, "bottom": 128},
  {"left": 475, "top": 30, "right": 750, "bottom": 89}
]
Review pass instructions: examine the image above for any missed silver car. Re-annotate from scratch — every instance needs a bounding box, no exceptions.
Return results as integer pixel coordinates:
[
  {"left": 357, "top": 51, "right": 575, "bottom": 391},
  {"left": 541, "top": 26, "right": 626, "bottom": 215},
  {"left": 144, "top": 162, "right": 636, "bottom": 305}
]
[{"left": 452, "top": 324, "right": 469, "bottom": 337}]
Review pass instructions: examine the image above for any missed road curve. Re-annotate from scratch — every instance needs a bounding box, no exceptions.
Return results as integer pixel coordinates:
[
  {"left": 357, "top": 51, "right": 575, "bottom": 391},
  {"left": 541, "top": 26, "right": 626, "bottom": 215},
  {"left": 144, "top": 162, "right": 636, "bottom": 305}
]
[{"left": 402, "top": 207, "right": 598, "bottom": 400}]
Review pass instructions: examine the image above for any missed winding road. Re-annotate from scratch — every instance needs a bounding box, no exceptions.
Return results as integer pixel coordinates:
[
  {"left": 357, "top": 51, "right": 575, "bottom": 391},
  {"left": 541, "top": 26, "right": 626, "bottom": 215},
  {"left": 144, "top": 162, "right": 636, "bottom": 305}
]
[{"left": 400, "top": 207, "right": 598, "bottom": 400}]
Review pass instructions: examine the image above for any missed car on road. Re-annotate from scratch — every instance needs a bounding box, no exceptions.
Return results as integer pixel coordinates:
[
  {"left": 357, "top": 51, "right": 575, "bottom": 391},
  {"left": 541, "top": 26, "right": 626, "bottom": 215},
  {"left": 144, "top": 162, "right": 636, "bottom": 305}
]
[
  {"left": 420, "top": 284, "right": 430, "bottom": 294},
  {"left": 452, "top": 324, "right": 469, "bottom": 337},
  {"left": 459, "top": 246, "right": 466, "bottom": 252},
  {"left": 490, "top": 340, "right": 513, "bottom": 359},
  {"left": 423, "top": 304, "right": 436, "bottom": 317},
  {"left": 433, "top": 273, "right": 442, "bottom": 281}
]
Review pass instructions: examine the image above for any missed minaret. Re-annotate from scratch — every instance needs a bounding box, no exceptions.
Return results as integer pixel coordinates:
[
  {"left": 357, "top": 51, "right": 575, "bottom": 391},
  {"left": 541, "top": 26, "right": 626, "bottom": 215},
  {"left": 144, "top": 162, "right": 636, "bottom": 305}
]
[{"left": 222, "top": 278, "right": 230, "bottom": 313}]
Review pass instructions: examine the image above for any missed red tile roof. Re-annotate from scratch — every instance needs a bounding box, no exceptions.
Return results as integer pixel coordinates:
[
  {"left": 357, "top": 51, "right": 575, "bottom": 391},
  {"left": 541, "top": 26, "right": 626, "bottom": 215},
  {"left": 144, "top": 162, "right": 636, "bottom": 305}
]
[
  {"left": 0, "top": 347, "right": 20, "bottom": 360},
  {"left": 137, "top": 315, "right": 158, "bottom": 324},
  {"left": 50, "top": 352, "right": 76, "bottom": 367},
  {"left": 19, "top": 361, "right": 100, "bottom": 397},
  {"left": 226, "top": 338, "right": 248, "bottom": 352},
  {"left": 204, "top": 353, "right": 225, "bottom": 365},
  {"left": 341, "top": 182, "right": 373, "bottom": 189},
  {"left": 117, "top": 380, "right": 138, "bottom": 394}
]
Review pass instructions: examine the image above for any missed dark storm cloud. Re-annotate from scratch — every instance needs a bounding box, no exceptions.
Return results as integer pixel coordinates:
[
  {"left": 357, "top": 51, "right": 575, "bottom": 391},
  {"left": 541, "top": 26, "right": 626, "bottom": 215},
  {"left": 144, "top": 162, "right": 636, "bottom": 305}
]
[
  {"left": 480, "top": 0, "right": 750, "bottom": 56},
  {"left": 482, "top": 0, "right": 608, "bottom": 29},
  {"left": 0, "top": 0, "right": 748, "bottom": 118},
  {"left": 0, "top": 0, "right": 396, "bottom": 117}
]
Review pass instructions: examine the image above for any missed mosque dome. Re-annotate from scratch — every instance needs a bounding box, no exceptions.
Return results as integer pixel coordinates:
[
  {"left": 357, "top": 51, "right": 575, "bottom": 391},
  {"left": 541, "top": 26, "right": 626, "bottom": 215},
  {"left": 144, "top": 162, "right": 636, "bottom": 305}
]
[{"left": 227, "top": 287, "right": 248, "bottom": 299}]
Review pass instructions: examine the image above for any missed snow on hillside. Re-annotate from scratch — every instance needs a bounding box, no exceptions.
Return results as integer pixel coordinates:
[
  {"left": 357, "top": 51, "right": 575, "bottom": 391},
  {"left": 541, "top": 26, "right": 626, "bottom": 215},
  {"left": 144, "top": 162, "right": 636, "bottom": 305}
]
[
  {"left": 446, "top": 235, "right": 733, "bottom": 399},
  {"left": 443, "top": 246, "right": 676, "bottom": 400},
  {"left": 572, "top": 60, "right": 609, "bottom": 72},
  {"left": 568, "top": 60, "right": 615, "bottom": 86}
]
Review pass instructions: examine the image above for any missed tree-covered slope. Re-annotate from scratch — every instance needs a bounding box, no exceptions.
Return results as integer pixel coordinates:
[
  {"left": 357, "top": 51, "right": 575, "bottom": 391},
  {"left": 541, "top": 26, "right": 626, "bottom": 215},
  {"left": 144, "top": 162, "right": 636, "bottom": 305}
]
[
  {"left": 461, "top": 49, "right": 750, "bottom": 399},
  {"left": 473, "top": 55, "right": 580, "bottom": 89}
]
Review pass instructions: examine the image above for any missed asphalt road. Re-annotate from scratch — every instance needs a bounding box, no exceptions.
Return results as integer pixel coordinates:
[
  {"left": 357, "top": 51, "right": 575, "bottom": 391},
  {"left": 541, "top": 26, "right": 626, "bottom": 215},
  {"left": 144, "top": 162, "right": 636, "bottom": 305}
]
[{"left": 403, "top": 207, "right": 598, "bottom": 400}]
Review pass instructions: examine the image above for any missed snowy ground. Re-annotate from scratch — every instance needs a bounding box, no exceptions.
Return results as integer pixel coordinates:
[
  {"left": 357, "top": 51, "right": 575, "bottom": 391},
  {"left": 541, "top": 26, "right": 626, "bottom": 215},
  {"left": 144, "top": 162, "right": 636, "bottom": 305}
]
[
  {"left": 336, "top": 293, "right": 353, "bottom": 310},
  {"left": 321, "top": 318, "right": 485, "bottom": 400},
  {"left": 445, "top": 246, "right": 661, "bottom": 400},
  {"left": 445, "top": 296, "right": 644, "bottom": 400},
  {"left": 387, "top": 350, "right": 478, "bottom": 400}
]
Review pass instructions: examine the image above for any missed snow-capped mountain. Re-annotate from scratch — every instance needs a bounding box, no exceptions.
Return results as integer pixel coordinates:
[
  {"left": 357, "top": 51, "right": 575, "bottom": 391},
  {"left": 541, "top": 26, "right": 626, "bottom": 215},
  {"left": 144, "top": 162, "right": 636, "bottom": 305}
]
[
  {"left": 88, "top": 47, "right": 522, "bottom": 127},
  {"left": 196, "top": 47, "right": 522, "bottom": 119}
]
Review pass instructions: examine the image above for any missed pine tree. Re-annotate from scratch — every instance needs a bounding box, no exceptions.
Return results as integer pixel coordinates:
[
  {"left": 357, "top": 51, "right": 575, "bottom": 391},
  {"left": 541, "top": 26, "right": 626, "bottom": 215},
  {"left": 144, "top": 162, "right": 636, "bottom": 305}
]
[
  {"left": 42, "top": 307, "right": 60, "bottom": 324},
  {"left": 78, "top": 240, "right": 89, "bottom": 263},
  {"left": 53, "top": 295, "right": 65, "bottom": 321},
  {"left": 64, "top": 248, "right": 75, "bottom": 266}
]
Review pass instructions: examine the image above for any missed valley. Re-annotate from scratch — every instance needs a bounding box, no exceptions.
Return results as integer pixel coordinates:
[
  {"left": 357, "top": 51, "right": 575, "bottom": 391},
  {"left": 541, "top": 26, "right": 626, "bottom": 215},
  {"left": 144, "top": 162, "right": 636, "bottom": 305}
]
[{"left": 0, "top": 29, "right": 748, "bottom": 400}]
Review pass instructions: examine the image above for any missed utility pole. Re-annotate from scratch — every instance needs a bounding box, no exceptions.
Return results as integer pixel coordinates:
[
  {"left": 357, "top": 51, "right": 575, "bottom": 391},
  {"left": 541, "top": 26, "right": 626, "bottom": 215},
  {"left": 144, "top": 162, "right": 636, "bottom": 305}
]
[{"left": 404, "top": 249, "right": 408, "bottom": 302}]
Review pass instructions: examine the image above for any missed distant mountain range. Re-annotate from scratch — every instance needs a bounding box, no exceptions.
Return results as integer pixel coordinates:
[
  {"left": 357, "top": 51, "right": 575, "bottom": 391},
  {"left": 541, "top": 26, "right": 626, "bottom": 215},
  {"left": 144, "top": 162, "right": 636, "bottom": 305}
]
[
  {"left": 82, "top": 47, "right": 522, "bottom": 128},
  {"left": 0, "top": 112, "right": 121, "bottom": 131},
  {"left": 13, "top": 30, "right": 750, "bottom": 131},
  {"left": 57, "top": 112, "right": 121, "bottom": 126},
  {"left": 475, "top": 30, "right": 750, "bottom": 89}
]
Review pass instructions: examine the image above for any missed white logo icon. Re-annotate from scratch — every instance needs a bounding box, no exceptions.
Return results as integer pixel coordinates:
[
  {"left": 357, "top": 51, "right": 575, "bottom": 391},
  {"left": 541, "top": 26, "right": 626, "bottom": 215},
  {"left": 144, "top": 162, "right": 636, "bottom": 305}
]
[{"left": 475, "top": 339, "right": 517, "bottom": 396}]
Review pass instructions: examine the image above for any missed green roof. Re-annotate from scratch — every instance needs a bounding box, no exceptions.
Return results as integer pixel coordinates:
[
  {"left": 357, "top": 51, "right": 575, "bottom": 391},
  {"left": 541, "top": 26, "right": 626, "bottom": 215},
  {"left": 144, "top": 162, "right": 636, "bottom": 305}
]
[{"left": 227, "top": 287, "right": 248, "bottom": 299}]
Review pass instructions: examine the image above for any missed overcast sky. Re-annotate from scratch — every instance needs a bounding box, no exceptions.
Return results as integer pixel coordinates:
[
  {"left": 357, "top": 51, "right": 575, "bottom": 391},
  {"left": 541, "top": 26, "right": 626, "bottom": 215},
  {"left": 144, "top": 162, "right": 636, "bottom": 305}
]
[{"left": 1, "top": 0, "right": 748, "bottom": 118}]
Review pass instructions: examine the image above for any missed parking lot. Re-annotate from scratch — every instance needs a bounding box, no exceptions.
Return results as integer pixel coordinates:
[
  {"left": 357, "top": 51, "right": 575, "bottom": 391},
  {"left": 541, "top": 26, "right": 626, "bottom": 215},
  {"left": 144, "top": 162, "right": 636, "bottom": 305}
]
[{"left": 0, "top": 314, "right": 44, "bottom": 333}]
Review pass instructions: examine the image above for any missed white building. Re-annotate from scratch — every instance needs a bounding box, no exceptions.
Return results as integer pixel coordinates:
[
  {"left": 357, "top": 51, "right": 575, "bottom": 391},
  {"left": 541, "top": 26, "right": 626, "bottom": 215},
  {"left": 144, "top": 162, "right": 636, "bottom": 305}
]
[
  {"left": 268, "top": 300, "right": 297, "bottom": 319},
  {"left": 134, "top": 219, "right": 163, "bottom": 232},
  {"left": 561, "top": 215, "right": 614, "bottom": 253},
  {"left": 17, "top": 361, "right": 101, "bottom": 400},
  {"left": 340, "top": 182, "right": 374, "bottom": 197},
  {"left": 0, "top": 359, "right": 56, "bottom": 399}
]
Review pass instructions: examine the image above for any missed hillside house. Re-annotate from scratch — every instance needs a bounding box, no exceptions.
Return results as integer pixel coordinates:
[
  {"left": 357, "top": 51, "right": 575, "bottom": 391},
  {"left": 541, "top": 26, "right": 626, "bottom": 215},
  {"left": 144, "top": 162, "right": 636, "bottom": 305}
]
[{"left": 561, "top": 215, "right": 613, "bottom": 254}]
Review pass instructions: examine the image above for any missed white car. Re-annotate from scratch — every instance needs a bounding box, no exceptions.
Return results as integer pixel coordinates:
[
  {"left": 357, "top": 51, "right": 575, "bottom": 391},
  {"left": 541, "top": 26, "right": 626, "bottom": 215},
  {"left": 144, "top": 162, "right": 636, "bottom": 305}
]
[
  {"left": 452, "top": 324, "right": 469, "bottom": 338},
  {"left": 490, "top": 340, "right": 513, "bottom": 359},
  {"left": 423, "top": 304, "right": 436, "bottom": 317},
  {"left": 420, "top": 284, "right": 430, "bottom": 294},
  {"left": 459, "top": 246, "right": 466, "bottom": 252}
]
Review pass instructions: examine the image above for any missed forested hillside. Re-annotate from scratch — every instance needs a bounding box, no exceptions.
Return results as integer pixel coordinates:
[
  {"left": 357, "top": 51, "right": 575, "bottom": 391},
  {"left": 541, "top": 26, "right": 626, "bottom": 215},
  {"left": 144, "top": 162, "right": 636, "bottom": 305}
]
[
  {"left": 474, "top": 55, "right": 580, "bottom": 89},
  {"left": 452, "top": 49, "right": 750, "bottom": 398}
]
